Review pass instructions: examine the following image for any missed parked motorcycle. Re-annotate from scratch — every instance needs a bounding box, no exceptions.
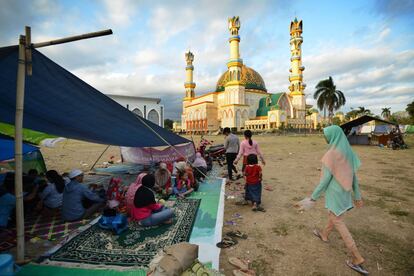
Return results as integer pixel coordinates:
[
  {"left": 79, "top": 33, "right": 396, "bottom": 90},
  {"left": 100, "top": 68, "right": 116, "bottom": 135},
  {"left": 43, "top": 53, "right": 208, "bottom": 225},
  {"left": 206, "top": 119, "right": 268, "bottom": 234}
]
[{"left": 197, "top": 136, "right": 226, "bottom": 167}]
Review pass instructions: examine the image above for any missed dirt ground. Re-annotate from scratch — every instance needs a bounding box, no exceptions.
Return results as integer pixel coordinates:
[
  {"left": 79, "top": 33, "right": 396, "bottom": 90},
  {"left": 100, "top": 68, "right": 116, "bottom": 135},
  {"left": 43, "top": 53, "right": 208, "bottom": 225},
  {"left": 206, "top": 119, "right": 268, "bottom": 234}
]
[{"left": 39, "top": 134, "right": 414, "bottom": 276}]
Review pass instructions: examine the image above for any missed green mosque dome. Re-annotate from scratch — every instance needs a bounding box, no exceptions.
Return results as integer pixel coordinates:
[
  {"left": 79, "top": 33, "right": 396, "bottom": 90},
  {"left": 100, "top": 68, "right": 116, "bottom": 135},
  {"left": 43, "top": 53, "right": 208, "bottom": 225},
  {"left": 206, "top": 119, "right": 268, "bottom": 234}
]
[
  {"left": 215, "top": 65, "right": 267, "bottom": 92},
  {"left": 256, "top": 93, "right": 285, "bottom": 117}
]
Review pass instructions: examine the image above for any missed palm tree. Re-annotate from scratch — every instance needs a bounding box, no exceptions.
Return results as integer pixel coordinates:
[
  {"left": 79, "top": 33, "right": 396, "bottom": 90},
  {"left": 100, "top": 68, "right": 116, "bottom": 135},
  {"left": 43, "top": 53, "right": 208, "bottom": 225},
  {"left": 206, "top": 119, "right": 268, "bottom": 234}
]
[
  {"left": 356, "top": 106, "right": 371, "bottom": 116},
  {"left": 381, "top": 107, "right": 391, "bottom": 120},
  {"left": 314, "top": 76, "right": 346, "bottom": 123}
]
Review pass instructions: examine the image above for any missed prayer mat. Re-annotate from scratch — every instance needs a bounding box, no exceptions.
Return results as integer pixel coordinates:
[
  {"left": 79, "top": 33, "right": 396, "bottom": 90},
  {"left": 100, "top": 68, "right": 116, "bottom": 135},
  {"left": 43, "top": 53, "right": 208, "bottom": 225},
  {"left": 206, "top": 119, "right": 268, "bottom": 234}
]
[
  {"left": 0, "top": 213, "right": 94, "bottom": 252},
  {"left": 49, "top": 198, "right": 200, "bottom": 267}
]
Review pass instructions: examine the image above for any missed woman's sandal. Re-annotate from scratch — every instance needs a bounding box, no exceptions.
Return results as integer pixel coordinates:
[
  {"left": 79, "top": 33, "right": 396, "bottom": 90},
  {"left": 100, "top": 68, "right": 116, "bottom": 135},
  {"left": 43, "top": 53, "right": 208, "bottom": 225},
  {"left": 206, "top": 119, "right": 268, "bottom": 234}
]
[
  {"left": 313, "top": 229, "right": 329, "bottom": 243},
  {"left": 228, "top": 257, "right": 249, "bottom": 270},
  {"left": 216, "top": 237, "right": 238, "bottom": 248},
  {"left": 226, "top": 230, "right": 248, "bottom": 239},
  {"left": 346, "top": 260, "right": 369, "bottom": 275},
  {"left": 252, "top": 206, "right": 265, "bottom": 212}
]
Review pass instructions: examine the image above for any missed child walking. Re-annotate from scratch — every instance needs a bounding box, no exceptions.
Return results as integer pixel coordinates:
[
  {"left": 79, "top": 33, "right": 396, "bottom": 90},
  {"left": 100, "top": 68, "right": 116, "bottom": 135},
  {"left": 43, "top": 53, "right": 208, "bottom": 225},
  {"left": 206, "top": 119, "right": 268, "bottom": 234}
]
[{"left": 244, "top": 154, "right": 265, "bottom": 212}]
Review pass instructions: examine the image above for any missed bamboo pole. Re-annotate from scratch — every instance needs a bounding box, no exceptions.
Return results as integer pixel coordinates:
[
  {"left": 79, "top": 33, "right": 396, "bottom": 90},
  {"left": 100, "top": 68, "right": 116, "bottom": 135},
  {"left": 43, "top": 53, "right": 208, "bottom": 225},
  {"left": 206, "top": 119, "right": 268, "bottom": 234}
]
[
  {"left": 15, "top": 34, "right": 26, "bottom": 262},
  {"left": 13, "top": 26, "right": 113, "bottom": 262},
  {"left": 32, "top": 29, "right": 112, "bottom": 48}
]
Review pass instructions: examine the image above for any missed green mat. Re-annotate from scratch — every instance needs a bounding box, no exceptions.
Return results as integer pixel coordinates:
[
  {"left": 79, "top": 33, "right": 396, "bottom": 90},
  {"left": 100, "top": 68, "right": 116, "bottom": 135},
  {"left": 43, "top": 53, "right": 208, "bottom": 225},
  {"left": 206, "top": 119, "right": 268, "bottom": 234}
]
[
  {"left": 17, "top": 264, "right": 146, "bottom": 276},
  {"left": 49, "top": 199, "right": 200, "bottom": 267}
]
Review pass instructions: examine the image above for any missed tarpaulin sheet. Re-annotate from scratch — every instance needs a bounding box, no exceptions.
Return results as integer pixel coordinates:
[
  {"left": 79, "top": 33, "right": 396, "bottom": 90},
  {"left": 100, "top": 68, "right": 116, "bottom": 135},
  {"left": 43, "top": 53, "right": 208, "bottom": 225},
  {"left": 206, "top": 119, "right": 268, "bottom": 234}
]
[
  {"left": 0, "top": 46, "right": 189, "bottom": 147},
  {"left": 0, "top": 136, "right": 39, "bottom": 161}
]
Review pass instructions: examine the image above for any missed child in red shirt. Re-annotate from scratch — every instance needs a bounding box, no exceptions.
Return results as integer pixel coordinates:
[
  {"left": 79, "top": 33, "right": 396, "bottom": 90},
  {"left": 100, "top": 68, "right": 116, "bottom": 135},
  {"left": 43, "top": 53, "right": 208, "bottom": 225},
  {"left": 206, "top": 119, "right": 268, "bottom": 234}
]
[{"left": 244, "top": 154, "right": 265, "bottom": 212}]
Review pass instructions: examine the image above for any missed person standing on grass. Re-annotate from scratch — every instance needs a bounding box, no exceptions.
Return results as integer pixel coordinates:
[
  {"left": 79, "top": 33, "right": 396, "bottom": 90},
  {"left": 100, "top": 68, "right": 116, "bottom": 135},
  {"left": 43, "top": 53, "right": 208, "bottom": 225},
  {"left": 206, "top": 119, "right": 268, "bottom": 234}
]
[
  {"left": 299, "top": 125, "right": 368, "bottom": 275},
  {"left": 234, "top": 130, "right": 265, "bottom": 172},
  {"left": 223, "top": 127, "right": 240, "bottom": 181},
  {"left": 244, "top": 154, "right": 265, "bottom": 212}
]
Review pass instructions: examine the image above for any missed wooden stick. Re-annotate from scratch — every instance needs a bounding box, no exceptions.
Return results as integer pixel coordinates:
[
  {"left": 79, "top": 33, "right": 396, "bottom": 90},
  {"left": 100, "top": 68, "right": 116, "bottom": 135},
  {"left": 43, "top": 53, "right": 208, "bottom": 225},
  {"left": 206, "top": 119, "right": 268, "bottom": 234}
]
[
  {"left": 32, "top": 29, "right": 113, "bottom": 48},
  {"left": 15, "top": 34, "right": 26, "bottom": 262},
  {"left": 90, "top": 145, "right": 111, "bottom": 171}
]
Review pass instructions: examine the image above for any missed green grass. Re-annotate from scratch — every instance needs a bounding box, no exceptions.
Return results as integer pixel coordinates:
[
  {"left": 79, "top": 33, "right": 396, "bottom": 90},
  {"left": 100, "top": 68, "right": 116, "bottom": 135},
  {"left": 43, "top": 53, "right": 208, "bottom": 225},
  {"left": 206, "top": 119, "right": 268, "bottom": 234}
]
[
  {"left": 361, "top": 185, "right": 408, "bottom": 202},
  {"left": 389, "top": 210, "right": 409, "bottom": 217},
  {"left": 351, "top": 228, "right": 414, "bottom": 275}
]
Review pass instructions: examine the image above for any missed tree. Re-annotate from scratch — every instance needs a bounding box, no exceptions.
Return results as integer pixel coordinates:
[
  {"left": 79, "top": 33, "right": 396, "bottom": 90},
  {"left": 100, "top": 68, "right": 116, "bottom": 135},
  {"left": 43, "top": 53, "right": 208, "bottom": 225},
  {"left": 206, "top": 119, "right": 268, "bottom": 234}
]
[
  {"left": 407, "top": 101, "right": 414, "bottom": 119},
  {"left": 332, "top": 117, "right": 341, "bottom": 125},
  {"left": 356, "top": 106, "right": 372, "bottom": 116},
  {"left": 381, "top": 107, "right": 391, "bottom": 120},
  {"left": 313, "top": 76, "right": 346, "bottom": 124},
  {"left": 164, "top": 119, "right": 174, "bottom": 130},
  {"left": 345, "top": 108, "right": 359, "bottom": 121}
]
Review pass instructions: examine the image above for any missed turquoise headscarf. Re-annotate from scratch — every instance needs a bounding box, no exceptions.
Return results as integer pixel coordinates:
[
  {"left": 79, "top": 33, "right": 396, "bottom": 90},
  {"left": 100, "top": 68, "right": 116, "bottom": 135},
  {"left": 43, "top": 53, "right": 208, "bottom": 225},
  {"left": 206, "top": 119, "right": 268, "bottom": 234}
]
[{"left": 322, "top": 125, "right": 361, "bottom": 191}]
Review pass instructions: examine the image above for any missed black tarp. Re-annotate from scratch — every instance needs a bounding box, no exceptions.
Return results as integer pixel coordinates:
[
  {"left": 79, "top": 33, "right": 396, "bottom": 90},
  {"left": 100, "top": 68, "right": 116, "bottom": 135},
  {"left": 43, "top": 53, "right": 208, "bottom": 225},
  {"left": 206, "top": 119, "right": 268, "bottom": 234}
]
[{"left": 340, "top": 115, "right": 397, "bottom": 135}]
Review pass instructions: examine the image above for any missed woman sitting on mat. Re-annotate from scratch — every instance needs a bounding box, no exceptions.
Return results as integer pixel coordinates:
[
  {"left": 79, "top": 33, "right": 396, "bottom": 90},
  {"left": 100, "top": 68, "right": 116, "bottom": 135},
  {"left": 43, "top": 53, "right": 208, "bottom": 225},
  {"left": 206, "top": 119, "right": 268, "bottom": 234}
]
[
  {"left": 299, "top": 125, "right": 368, "bottom": 275},
  {"left": 131, "top": 174, "right": 174, "bottom": 226},
  {"left": 192, "top": 152, "right": 208, "bottom": 182},
  {"left": 154, "top": 163, "right": 172, "bottom": 197},
  {"left": 175, "top": 161, "right": 198, "bottom": 191},
  {"left": 173, "top": 170, "right": 194, "bottom": 199},
  {"left": 37, "top": 170, "right": 65, "bottom": 211},
  {"left": 125, "top": 172, "right": 147, "bottom": 214}
]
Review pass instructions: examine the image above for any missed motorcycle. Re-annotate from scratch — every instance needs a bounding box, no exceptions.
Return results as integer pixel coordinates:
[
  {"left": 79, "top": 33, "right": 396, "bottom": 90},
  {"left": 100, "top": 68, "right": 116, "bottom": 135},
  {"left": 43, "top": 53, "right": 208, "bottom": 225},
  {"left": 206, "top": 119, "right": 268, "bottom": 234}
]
[{"left": 197, "top": 136, "right": 226, "bottom": 167}]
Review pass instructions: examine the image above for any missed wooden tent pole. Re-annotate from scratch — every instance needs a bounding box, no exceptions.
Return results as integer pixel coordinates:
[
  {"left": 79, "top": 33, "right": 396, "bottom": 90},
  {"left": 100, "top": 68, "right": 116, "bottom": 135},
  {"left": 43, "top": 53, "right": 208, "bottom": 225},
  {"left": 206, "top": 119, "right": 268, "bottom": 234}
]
[
  {"left": 13, "top": 26, "right": 112, "bottom": 262},
  {"left": 15, "top": 33, "right": 27, "bottom": 262}
]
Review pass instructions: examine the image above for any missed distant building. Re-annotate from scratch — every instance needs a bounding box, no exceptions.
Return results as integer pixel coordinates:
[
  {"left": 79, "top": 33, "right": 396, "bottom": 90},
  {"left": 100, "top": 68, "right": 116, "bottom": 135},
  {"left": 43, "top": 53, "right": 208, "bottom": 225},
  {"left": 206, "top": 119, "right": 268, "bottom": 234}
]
[
  {"left": 179, "top": 16, "right": 319, "bottom": 133},
  {"left": 106, "top": 94, "right": 164, "bottom": 127},
  {"left": 172, "top": 121, "right": 182, "bottom": 133}
]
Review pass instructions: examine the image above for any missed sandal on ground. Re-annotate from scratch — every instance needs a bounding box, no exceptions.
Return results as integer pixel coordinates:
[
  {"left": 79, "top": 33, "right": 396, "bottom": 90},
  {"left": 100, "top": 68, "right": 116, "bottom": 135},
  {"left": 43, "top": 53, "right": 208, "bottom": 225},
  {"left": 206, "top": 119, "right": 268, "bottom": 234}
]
[
  {"left": 313, "top": 229, "right": 328, "bottom": 243},
  {"left": 346, "top": 260, "right": 369, "bottom": 275},
  {"left": 216, "top": 237, "right": 238, "bottom": 248},
  {"left": 228, "top": 257, "right": 249, "bottom": 270},
  {"left": 233, "top": 269, "right": 256, "bottom": 276},
  {"left": 256, "top": 206, "right": 266, "bottom": 212},
  {"left": 226, "top": 230, "right": 248, "bottom": 239}
]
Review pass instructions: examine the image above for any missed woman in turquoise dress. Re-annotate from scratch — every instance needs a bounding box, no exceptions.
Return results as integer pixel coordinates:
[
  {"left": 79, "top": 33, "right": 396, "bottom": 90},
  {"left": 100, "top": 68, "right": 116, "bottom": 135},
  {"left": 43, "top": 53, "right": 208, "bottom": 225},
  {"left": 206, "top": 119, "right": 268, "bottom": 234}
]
[{"left": 310, "top": 125, "right": 368, "bottom": 275}]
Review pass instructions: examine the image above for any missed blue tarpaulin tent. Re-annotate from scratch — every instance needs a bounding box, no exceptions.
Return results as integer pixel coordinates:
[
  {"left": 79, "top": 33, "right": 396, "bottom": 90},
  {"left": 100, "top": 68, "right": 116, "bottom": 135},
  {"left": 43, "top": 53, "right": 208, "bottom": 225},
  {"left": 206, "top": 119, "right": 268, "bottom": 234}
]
[
  {"left": 0, "top": 45, "right": 189, "bottom": 147},
  {"left": 0, "top": 136, "right": 38, "bottom": 161}
]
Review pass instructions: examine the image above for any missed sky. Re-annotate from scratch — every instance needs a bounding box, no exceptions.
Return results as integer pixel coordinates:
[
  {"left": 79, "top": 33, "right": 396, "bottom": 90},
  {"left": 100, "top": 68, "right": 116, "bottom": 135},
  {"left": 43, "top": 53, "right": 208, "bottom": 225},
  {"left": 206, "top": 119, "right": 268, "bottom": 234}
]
[{"left": 1, "top": 0, "right": 413, "bottom": 120}]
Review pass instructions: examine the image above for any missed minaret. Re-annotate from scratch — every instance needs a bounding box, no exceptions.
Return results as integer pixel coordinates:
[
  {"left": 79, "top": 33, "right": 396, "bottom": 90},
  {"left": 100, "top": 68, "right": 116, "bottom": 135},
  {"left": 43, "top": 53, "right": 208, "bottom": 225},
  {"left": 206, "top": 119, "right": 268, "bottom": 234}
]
[
  {"left": 182, "top": 51, "right": 196, "bottom": 132},
  {"left": 288, "top": 17, "right": 306, "bottom": 118},
  {"left": 224, "top": 16, "right": 245, "bottom": 105},
  {"left": 184, "top": 50, "right": 196, "bottom": 100}
]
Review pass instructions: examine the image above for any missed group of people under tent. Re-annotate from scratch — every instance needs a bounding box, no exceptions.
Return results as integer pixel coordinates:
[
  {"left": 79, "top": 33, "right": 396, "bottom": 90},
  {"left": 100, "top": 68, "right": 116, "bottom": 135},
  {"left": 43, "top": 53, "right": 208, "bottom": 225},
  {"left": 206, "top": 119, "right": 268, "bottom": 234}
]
[{"left": 0, "top": 155, "right": 209, "bottom": 230}]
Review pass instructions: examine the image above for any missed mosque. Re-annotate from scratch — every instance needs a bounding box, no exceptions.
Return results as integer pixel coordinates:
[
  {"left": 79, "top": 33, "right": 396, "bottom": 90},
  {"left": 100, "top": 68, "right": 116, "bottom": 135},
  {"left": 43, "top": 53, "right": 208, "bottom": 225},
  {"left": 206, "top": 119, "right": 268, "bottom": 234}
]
[{"left": 179, "top": 16, "right": 320, "bottom": 133}]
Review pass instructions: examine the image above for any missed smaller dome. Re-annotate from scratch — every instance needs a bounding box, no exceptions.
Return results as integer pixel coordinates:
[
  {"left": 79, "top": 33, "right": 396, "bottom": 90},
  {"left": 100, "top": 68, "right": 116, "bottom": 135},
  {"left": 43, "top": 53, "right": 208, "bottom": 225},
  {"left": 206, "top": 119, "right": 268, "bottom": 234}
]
[{"left": 215, "top": 65, "right": 267, "bottom": 92}]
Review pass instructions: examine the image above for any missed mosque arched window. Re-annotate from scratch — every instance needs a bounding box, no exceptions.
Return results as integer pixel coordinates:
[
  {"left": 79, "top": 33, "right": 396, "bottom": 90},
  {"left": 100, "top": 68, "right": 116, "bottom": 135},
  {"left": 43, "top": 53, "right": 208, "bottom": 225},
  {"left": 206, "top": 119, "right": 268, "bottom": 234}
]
[{"left": 237, "top": 71, "right": 241, "bottom": 81}]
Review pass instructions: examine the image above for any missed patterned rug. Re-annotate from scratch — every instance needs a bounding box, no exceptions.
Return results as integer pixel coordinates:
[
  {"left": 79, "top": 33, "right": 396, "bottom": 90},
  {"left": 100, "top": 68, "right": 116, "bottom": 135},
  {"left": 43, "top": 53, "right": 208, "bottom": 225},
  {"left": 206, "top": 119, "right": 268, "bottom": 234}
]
[
  {"left": 0, "top": 212, "right": 93, "bottom": 252},
  {"left": 49, "top": 198, "right": 200, "bottom": 267}
]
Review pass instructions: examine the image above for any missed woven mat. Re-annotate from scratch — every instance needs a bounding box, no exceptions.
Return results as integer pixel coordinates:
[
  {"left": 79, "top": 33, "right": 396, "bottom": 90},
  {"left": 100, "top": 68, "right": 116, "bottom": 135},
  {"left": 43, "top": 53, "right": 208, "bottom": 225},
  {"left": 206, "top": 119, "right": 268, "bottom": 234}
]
[
  {"left": 49, "top": 198, "right": 200, "bottom": 268},
  {"left": 0, "top": 212, "right": 93, "bottom": 252}
]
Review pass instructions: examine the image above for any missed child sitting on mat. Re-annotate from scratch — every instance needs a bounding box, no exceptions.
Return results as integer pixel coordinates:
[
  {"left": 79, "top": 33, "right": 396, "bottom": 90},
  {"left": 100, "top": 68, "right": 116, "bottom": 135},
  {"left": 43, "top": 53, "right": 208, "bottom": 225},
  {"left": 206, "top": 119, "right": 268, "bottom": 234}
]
[
  {"left": 244, "top": 154, "right": 265, "bottom": 212},
  {"left": 173, "top": 170, "right": 194, "bottom": 199}
]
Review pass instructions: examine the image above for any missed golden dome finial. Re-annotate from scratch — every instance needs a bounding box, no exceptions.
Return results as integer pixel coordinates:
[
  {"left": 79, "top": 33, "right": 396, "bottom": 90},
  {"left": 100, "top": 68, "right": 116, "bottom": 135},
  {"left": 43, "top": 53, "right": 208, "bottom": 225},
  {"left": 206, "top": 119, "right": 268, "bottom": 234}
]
[
  {"left": 185, "top": 50, "right": 194, "bottom": 66},
  {"left": 228, "top": 16, "right": 240, "bottom": 36}
]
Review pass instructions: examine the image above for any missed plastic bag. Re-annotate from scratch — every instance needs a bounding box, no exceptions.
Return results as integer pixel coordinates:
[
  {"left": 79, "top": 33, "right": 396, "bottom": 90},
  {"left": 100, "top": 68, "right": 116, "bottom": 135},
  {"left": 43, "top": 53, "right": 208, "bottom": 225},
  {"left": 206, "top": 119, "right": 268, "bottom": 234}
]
[{"left": 294, "top": 197, "right": 315, "bottom": 211}]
